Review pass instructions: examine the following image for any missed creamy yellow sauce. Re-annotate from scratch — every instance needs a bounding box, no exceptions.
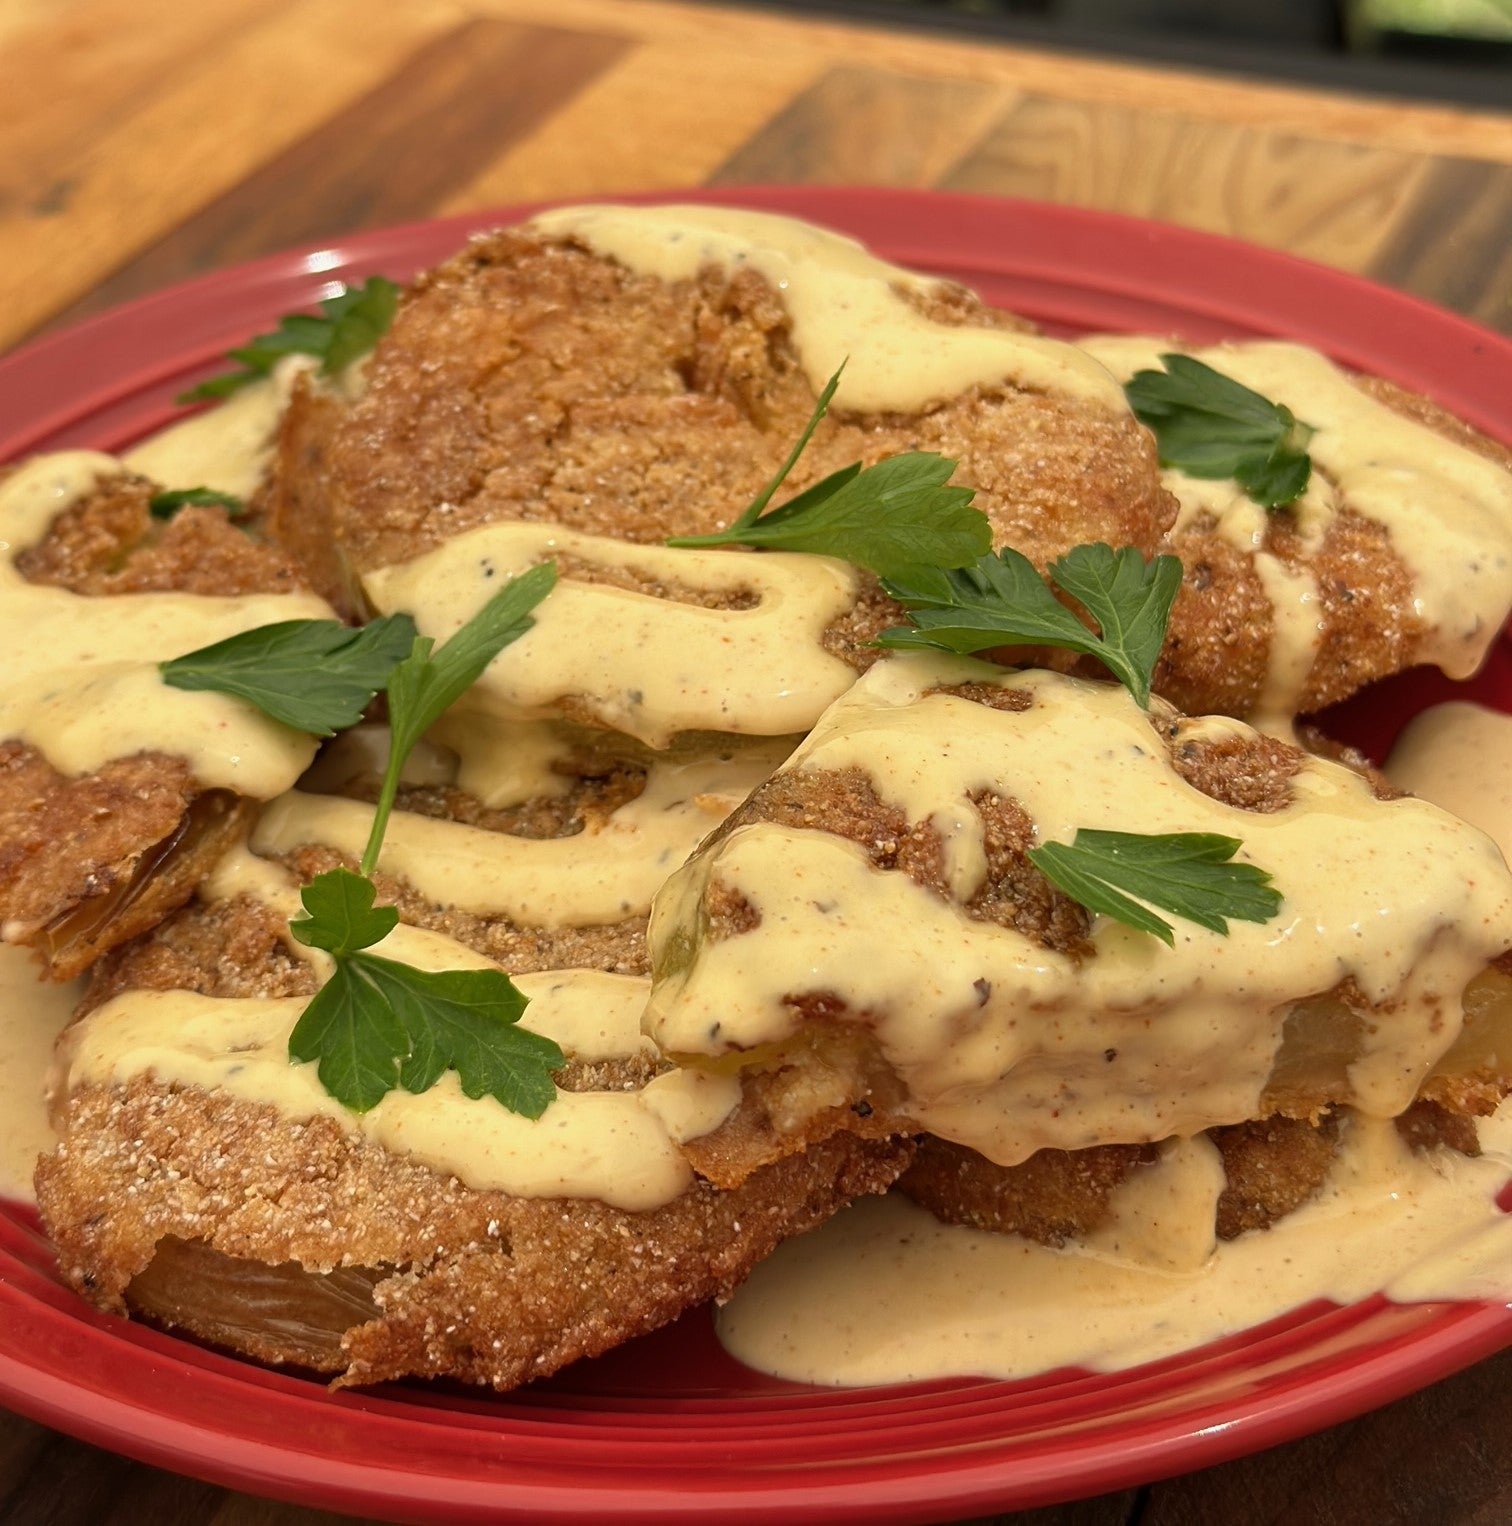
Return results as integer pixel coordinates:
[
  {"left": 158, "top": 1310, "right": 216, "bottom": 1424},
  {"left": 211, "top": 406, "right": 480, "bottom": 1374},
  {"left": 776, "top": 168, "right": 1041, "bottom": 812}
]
[
  {"left": 123, "top": 355, "right": 316, "bottom": 499},
  {"left": 363, "top": 522, "right": 860, "bottom": 749},
  {"left": 59, "top": 839, "right": 740, "bottom": 1212},
  {"left": 0, "top": 452, "right": 329, "bottom": 796},
  {"left": 529, "top": 203, "right": 1125, "bottom": 413},
  {"left": 31, "top": 696, "right": 771, "bottom": 1208},
  {"left": 1388, "top": 701, "right": 1512, "bottom": 859},
  {"left": 718, "top": 1106, "right": 1512, "bottom": 1385},
  {"left": 254, "top": 741, "right": 784, "bottom": 929},
  {"left": 1080, "top": 336, "right": 1512, "bottom": 726},
  {"left": 64, "top": 982, "right": 701, "bottom": 1214},
  {"left": 9, "top": 206, "right": 1512, "bottom": 1397},
  {"left": 0, "top": 945, "right": 81, "bottom": 1200},
  {"left": 647, "top": 655, "right": 1512, "bottom": 1163}
]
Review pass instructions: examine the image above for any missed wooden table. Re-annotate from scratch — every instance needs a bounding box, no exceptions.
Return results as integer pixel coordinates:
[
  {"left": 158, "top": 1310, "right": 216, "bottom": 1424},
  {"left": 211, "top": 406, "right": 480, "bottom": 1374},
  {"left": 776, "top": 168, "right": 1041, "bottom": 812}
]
[{"left": 2, "top": 2, "right": 1511, "bottom": 1522}]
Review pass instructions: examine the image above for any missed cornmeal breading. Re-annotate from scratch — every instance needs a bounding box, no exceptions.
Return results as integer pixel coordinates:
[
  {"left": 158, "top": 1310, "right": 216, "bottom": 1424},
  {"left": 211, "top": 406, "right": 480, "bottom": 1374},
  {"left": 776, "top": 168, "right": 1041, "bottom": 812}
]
[
  {"left": 297, "top": 765, "right": 661, "bottom": 977},
  {"left": 0, "top": 752, "right": 253, "bottom": 980},
  {"left": 39, "top": 1076, "right": 909, "bottom": 1390},
  {"left": 1076, "top": 340, "right": 1512, "bottom": 721},
  {"left": 40, "top": 730, "right": 922, "bottom": 1386},
  {"left": 646, "top": 660, "right": 1512, "bottom": 1190},
  {"left": 896, "top": 1102, "right": 1479, "bottom": 1247},
  {"left": 267, "top": 228, "right": 1174, "bottom": 625},
  {"left": 0, "top": 473, "right": 315, "bottom": 979},
  {"left": 15, "top": 472, "right": 303, "bottom": 598},
  {"left": 1153, "top": 505, "right": 1419, "bottom": 719}
]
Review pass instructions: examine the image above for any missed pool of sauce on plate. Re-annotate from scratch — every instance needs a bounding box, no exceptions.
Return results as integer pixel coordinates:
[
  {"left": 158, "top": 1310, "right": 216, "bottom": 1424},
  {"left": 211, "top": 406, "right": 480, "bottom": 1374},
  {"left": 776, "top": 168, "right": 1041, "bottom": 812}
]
[
  {"left": 717, "top": 1104, "right": 1512, "bottom": 1385},
  {"left": 1388, "top": 701, "right": 1512, "bottom": 853},
  {"left": 0, "top": 946, "right": 80, "bottom": 1199}
]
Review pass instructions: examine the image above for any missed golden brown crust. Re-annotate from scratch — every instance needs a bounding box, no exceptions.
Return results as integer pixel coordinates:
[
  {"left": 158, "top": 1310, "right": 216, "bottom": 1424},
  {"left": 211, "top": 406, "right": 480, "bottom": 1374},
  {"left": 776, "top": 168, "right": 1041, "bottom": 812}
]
[
  {"left": 1161, "top": 720, "right": 1304, "bottom": 813},
  {"left": 667, "top": 683, "right": 1510, "bottom": 1188},
  {"left": 709, "top": 763, "right": 1094, "bottom": 956},
  {"left": 267, "top": 229, "right": 1174, "bottom": 616},
  {"left": 1210, "top": 1112, "right": 1342, "bottom": 1239},
  {"left": 282, "top": 839, "right": 649, "bottom": 977},
  {"left": 82, "top": 892, "right": 316, "bottom": 1012},
  {"left": 16, "top": 471, "right": 306, "bottom": 597},
  {"left": 679, "top": 1023, "right": 913, "bottom": 1190},
  {"left": 898, "top": 1101, "right": 1477, "bottom": 1247},
  {"left": 898, "top": 1134, "right": 1156, "bottom": 1245},
  {"left": 0, "top": 744, "right": 255, "bottom": 981},
  {"left": 1355, "top": 375, "right": 1512, "bottom": 474},
  {"left": 1, "top": 474, "right": 317, "bottom": 977},
  {"left": 1152, "top": 374, "right": 1512, "bottom": 719},
  {"left": 1154, "top": 506, "right": 1422, "bottom": 718},
  {"left": 703, "top": 690, "right": 1333, "bottom": 967},
  {"left": 79, "top": 732, "right": 702, "bottom": 1012},
  {"left": 37, "top": 1078, "right": 912, "bottom": 1389},
  {"left": 383, "top": 763, "right": 649, "bottom": 841}
]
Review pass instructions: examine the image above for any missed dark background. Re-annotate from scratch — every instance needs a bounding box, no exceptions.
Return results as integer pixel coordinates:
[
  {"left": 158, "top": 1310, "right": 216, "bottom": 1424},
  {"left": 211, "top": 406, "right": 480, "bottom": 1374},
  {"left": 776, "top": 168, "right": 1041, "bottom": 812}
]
[{"left": 718, "top": 0, "right": 1512, "bottom": 106}]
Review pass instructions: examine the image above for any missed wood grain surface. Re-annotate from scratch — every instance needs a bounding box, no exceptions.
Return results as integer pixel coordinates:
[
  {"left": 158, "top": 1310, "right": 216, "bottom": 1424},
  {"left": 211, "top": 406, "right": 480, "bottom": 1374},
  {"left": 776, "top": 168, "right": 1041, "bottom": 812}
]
[{"left": 2, "top": 1, "right": 1511, "bottom": 1523}]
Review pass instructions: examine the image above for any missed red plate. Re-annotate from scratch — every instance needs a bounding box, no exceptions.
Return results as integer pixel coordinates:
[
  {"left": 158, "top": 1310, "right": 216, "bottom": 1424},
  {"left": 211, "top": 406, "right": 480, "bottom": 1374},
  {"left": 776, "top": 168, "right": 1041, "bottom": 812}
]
[{"left": 2, "top": 187, "right": 1510, "bottom": 1524}]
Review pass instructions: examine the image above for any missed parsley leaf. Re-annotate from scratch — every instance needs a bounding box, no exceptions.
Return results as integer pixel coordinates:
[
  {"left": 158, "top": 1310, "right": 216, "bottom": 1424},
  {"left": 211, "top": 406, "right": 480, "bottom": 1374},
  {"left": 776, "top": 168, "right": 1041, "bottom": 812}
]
[
  {"left": 283, "top": 562, "right": 562, "bottom": 1117},
  {"left": 667, "top": 364, "right": 991, "bottom": 577},
  {"left": 1124, "top": 354, "right": 1314, "bottom": 509},
  {"left": 148, "top": 487, "right": 248, "bottom": 521},
  {"left": 287, "top": 868, "right": 563, "bottom": 1115},
  {"left": 160, "top": 615, "right": 419, "bottom": 736},
  {"left": 287, "top": 875, "right": 409, "bottom": 1114},
  {"left": 877, "top": 543, "right": 1182, "bottom": 707},
  {"left": 289, "top": 862, "right": 398, "bottom": 953},
  {"left": 730, "top": 362, "right": 845, "bottom": 530},
  {"left": 178, "top": 276, "right": 400, "bottom": 403},
  {"left": 362, "top": 560, "right": 558, "bottom": 873},
  {"left": 1029, "top": 829, "right": 1281, "bottom": 946},
  {"left": 319, "top": 278, "right": 400, "bottom": 375},
  {"left": 386, "top": 960, "right": 561, "bottom": 1113}
]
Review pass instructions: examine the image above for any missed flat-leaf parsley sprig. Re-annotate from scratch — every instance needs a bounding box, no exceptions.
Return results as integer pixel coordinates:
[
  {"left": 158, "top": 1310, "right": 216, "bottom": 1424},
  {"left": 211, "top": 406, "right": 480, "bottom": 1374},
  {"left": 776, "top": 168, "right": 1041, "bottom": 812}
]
[
  {"left": 667, "top": 364, "right": 991, "bottom": 578},
  {"left": 164, "top": 562, "right": 562, "bottom": 1114},
  {"left": 877, "top": 542, "right": 1182, "bottom": 708},
  {"left": 286, "top": 869, "right": 562, "bottom": 1117},
  {"left": 664, "top": 357, "right": 1277, "bottom": 947},
  {"left": 179, "top": 275, "right": 400, "bottom": 403},
  {"left": 1124, "top": 353, "right": 1314, "bottom": 509},
  {"left": 876, "top": 544, "right": 1280, "bottom": 943},
  {"left": 161, "top": 615, "right": 419, "bottom": 736},
  {"left": 286, "top": 561, "right": 563, "bottom": 1116},
  {"left": 283, "top": 567, "right": 561, "bottom": 1117},
  {"left": 1027, "top": 829, "right": 1281, "bottom": 947},
  {"left": 351, "top": 561, "right": 558, "bottom": 877}
]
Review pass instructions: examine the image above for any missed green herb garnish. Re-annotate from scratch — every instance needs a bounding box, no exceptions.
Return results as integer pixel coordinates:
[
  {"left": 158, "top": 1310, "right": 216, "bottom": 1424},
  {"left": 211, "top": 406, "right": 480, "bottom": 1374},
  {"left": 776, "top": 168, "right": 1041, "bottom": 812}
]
[
  {"left": 667, "top": 365, "right": 991, "bottom": 577},
  {"left": 1124, "top": 354, "right": 1314, "bottom": 509},
  {"left": 178, "top": 275, "right": 400, "bottom": 403},
  {"left": 363, "top": 561, "right": 558, "bottom": 870},
  {"left": 160, "top": 616, "right": 419, "bottom": 737},
  {"left": 286, "top": 561, "right": 562, "bottom": 1116},
  {"left": 148, "top": 487, "right": 248, "bottom": 521},
  {"left": 877, "top": 542, "right": 1181, "bottom": 707},
  {"left": 1028, "top": 829, "right": 1282, "bottom": 946},
  {"left": 286, "top": 869, "right": 562, "bottom": 1116}
]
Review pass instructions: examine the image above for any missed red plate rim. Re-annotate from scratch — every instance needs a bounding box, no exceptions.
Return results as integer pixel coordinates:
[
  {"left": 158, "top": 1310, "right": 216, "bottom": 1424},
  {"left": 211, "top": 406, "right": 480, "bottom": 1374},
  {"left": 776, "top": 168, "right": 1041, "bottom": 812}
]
[{"left": 1, "top": 186, "right": 1510, "bottom": 1525}]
